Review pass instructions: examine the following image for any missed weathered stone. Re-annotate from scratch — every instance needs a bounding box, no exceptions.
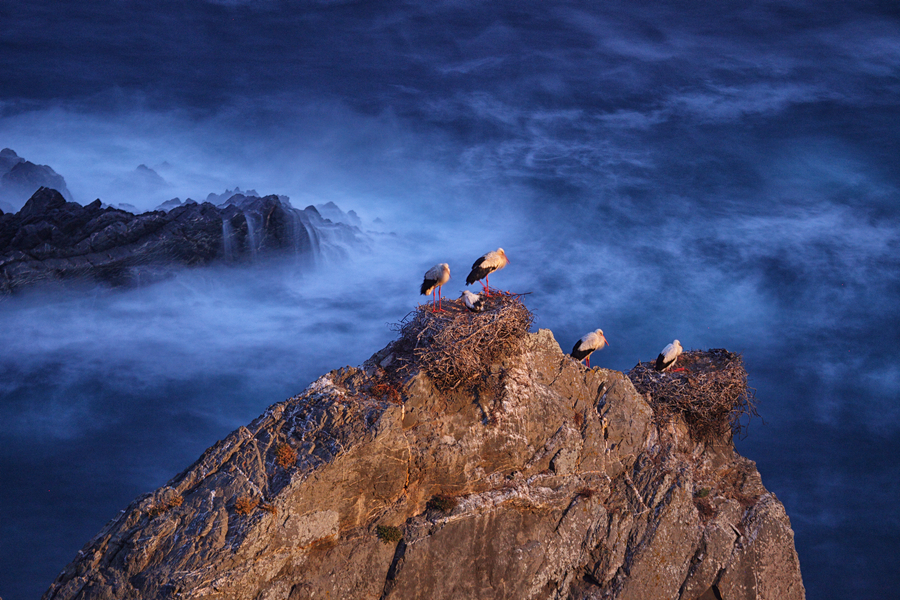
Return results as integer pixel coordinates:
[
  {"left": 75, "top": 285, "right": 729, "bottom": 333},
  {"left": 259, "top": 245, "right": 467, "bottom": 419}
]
[
  {"left": 43, "top": 330, "right": 806, "bottom": 600},
  {"left": 0, "top": 150, "right": 73, "bottom": 207},
  {"left": 0, "top": 188, "right": 364, "bottom": 293},
  {"left": 715, "top": 495, "right": 806, "bottom": 600}
]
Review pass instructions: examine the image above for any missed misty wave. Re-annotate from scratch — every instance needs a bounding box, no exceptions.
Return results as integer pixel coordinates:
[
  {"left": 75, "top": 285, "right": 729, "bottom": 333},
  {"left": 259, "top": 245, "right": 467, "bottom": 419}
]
[{"left": 2, "top": 1, "right": 900, "bottom": 597}]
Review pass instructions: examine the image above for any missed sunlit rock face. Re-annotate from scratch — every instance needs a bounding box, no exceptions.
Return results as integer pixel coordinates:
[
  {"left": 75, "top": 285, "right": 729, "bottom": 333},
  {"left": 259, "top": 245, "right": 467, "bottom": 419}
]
[
  {"left": 43, "top": 329, "right": 805, "bottom": 600},
  {"left": 0, "top": 187, "right": 365, "bottom": 293}
]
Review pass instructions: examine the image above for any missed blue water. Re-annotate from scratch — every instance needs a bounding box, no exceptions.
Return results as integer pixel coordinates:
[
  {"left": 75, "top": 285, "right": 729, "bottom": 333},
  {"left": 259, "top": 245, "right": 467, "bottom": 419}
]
[{"left": 2, "top": 2, "right": 900, "bottom": 598}]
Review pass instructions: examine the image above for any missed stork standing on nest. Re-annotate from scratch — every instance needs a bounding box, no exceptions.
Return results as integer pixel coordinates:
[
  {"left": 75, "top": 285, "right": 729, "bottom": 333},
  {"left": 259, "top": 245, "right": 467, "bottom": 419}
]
[
  {"left": 465, "top": 248, "right": 509, "bottom": 296},
  {"left": 655, "top": 340, "right": 684, "bottom": 372},
  {"left": 571, "top": 329, "right": 609, "bottom": 368},
  {"left": 461, "top": 290, "right": 486, "bottom": 312},
  {"left": 420, "top": 263, "right": 450, "bottom": 312}
]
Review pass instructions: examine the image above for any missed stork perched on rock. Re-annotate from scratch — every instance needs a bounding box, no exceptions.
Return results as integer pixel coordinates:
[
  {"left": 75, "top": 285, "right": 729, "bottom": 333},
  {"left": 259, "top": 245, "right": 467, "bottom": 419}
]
[
  {"left": 465, "top": 248, "right": 509, "bottom": 296},
  {"left": 420, "top": 263, "right": 450, "bottom": 312},
  {"left": 655, "top": 340, "right": 684, "bottom": 372},
  {"left": 461, "top": 290, "right": 486, "bottom": 312},
  {"left": 571, "top": 329, "right": 609, "bottom": 368}
]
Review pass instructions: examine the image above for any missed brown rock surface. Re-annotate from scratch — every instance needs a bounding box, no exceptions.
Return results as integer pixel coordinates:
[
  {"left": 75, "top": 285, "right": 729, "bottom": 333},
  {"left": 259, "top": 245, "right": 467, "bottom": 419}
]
[{"left": 43, "top": 328, "right": 805, "bottom": 600}]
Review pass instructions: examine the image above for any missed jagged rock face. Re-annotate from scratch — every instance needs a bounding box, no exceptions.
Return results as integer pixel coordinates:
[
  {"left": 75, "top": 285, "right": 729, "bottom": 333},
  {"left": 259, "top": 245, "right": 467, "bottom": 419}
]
[
  {"left": 0, "top": 149, "right": 74, "bottom": 208},
  {"left": 316, "top": 200, "right": 363, "bottom": 227},
  {"left": 0, "top": 188, "right": 361, "bottom": 293},
  {"left": 205, "top": 187, "right": 261, "bottom": 205},
  {"left": 0, "top": 147, "right": 26, "bottom": 173},
  {"left": 43, "top": 330, "right": 805, "bottom": 600}
]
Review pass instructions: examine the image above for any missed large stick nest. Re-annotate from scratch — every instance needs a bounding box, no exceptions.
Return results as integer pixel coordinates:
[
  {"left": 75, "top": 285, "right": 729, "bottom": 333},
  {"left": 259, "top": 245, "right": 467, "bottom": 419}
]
[
  {"left": 386, "top": 292, "right": 534, "bottom": 392},
  {"left": 627, "top": 349, "right": 758, "bottom": 444}
]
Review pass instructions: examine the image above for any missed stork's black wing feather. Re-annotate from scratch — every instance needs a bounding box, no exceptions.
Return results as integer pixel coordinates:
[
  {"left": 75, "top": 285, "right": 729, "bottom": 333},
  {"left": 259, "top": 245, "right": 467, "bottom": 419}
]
[
  {"left": 655, "top": 353, "right": 672, "bottom": 371},
  {"left": 421, "top": 278, "right": 438, "bottom": 295},
  {"left": 466, "top": 265, "right": 494, "bottom": 285},
  {"left": 571, "top": 341, "right": 592, "bottom": 361},
  {"left": 465, "top": 256, "right": 488, "bottom": 285}
]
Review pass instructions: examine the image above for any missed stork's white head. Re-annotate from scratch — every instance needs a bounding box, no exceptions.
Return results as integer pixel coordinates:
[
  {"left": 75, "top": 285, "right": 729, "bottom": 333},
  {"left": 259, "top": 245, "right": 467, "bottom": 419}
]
[
  {"left": 596, "top": 329, "right": 609, "bottom": 346},
  {"left": 497, "top": 248, "right": 509, "bottom": 264}
]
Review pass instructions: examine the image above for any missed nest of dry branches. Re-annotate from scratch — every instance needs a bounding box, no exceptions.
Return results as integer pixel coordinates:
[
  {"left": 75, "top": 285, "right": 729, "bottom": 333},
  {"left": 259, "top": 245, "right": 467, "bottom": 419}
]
[
  {"left": 627, "top": 349, "right": 758, "bottom": 443},
  {"left": 386, "top": 292, "right": 534, "bottom": 392}
]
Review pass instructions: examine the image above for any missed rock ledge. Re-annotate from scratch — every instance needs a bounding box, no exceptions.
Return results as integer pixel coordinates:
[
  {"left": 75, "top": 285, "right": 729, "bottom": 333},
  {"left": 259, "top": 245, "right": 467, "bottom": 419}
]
[{"left": 43, "top": 329, "right": 805, "bottom": 600}]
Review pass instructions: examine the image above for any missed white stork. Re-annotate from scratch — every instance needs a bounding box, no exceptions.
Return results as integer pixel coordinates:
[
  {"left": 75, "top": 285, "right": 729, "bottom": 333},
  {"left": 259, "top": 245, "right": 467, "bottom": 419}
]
[
  {"left": 420, "top": 263, "right": 451, "bottom": 312},
  {"left": 461, "top": 290, "right": 486, "bottom": 312},
  {"left": 571, "top": 329, "right": 609, "bottom": 368},
  {"left": 465, "top": 248, "right": 509, "bottom": 296},
  {"left": 655, "top": 340, "right": 684, "bottom": 372}
]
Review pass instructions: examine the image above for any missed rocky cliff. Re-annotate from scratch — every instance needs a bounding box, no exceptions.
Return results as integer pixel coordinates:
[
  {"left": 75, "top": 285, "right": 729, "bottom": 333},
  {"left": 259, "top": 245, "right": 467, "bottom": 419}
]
[
  {"left": 42, "top": 300, "right": 805, "bottom": 600},
  {"left": 0, "top": 188, "right": 364, "bottom": 293}
]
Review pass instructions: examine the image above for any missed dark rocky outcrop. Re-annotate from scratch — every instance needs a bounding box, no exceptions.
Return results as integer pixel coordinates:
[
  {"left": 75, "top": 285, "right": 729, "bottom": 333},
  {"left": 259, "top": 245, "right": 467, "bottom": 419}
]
[
  {"left": 206, "top": 187, "right": 261, "bottom": 205},
  {"left": 0, "top": 149, "right": 73, "bottom": 209},
  {"left": 0, "top": 187, "right": 364, "bottom": 293},
  {"left": 42, "top": 325, "right": 805, "bottom": 600},
  {"left": 156, "top": 197, "right": 189, "bottom": 212},
  {"left": 317, "top": 200, "right": 363, "bottom": 227},
  {"left": 0, "top": 147, "right": 26, "bottom": 175},
  {"left": 131, "top": 164, "right": 168, "bottom": 188}
]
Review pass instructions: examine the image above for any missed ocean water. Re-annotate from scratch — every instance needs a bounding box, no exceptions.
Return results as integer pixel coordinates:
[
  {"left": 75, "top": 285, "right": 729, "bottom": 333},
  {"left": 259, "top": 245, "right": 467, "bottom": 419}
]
[
  {"left": 1, "top": 201, "right": 897, "bottom": 598},
  {"left": 2, "top": 1, "right": 899, "bottom": 598}
]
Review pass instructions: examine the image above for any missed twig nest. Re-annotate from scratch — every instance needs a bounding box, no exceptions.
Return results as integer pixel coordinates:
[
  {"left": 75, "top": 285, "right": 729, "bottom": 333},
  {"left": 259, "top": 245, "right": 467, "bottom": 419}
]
[
  {"left": 387, "top": 292, "right": 534, "bottom": 392},
  {"left": 627, "top": 349, "right": 758, "bottom": 443}
]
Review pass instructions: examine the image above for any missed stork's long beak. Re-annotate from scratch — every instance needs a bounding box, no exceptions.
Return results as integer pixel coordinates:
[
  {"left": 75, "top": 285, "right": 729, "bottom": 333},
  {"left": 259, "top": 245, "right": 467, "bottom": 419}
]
[{"left": 604, "top": 336, "right": 610, "bottom": 346}]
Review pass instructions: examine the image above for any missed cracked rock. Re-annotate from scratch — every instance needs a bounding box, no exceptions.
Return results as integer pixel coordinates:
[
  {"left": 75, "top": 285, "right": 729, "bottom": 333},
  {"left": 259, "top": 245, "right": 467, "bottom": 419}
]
[{"left": 43, "top": 330, "right": 805, "bottom": 600}]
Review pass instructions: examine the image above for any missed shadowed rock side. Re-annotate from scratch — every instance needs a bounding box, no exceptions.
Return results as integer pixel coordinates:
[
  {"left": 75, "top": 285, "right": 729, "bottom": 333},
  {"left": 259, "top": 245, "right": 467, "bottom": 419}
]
[
  {"left": 0, "top": 188, "right": 364, "bottom": 292},
  {"left": 43, "top": 330, "right": 805, "bottom": 600},
  {"left": 0, "top": 148, "right": 74, "bottom": 209}
]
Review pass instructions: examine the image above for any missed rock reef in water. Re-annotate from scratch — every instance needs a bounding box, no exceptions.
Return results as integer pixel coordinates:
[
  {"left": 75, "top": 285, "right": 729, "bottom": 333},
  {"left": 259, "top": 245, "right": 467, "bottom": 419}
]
[
  {"left": 43, "top": 296, "right": 805, "bottom": 600},
  {"left": 0, "top": 148, "right": 74, "bottom": 211},
  {"left": 0, "top": 187, "right": 365, "bottom": 293}
]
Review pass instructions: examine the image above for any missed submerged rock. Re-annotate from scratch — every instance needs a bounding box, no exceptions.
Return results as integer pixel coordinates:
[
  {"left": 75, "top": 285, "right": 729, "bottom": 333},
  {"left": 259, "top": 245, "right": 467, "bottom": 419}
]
[
  {"left": 0, "top": 187, "right": 365, "bottom": 293},
  {"left": 43, "top": 324, "right": 805, "bottom": 600}
]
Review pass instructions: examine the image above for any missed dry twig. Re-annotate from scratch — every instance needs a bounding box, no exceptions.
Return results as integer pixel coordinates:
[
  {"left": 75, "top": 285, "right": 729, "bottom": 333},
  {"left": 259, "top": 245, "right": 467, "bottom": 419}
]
[
  {"left": 627, "top": 349, "right": 758, "bottom": 443},
  {"left": 384, "top": 292, "right": 534, "bottom": 392}
]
